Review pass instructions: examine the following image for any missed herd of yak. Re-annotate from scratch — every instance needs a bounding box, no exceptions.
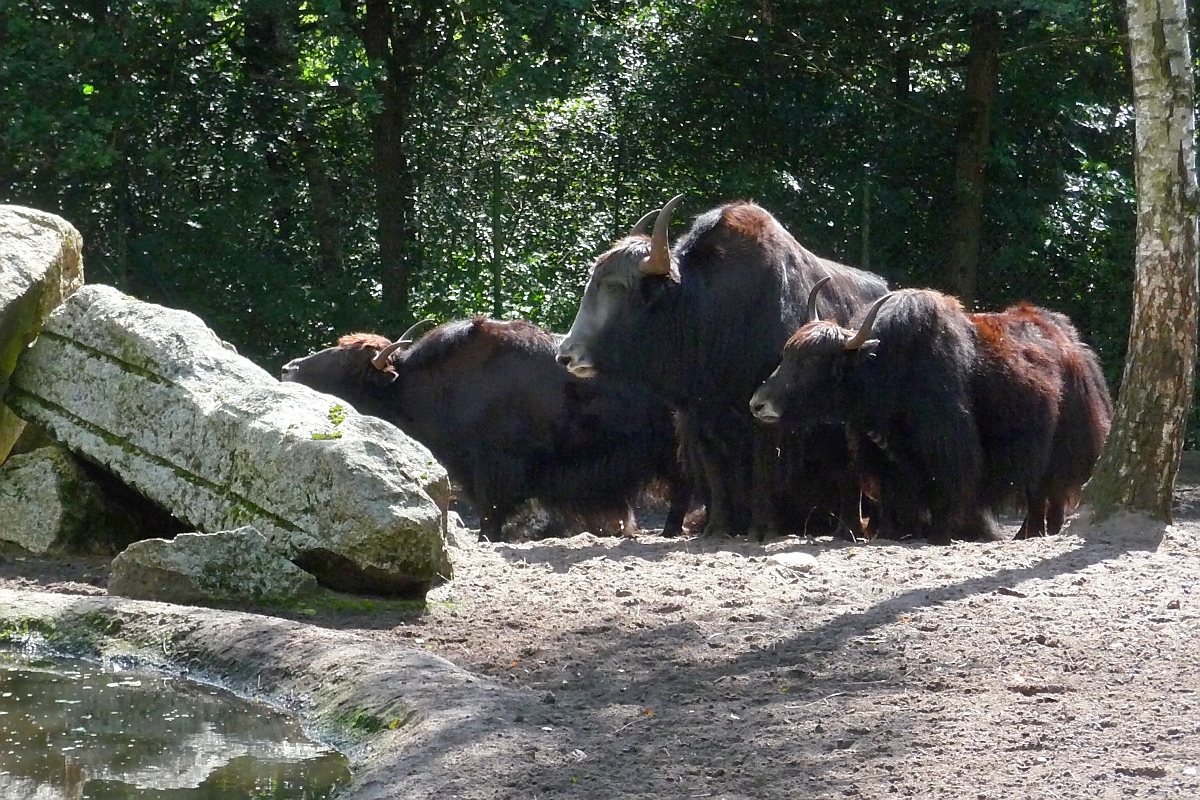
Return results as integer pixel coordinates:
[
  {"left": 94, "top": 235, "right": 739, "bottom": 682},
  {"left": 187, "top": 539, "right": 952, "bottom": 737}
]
[{"left": 281, "top": 195, "right": 1113, "bottom": 546}]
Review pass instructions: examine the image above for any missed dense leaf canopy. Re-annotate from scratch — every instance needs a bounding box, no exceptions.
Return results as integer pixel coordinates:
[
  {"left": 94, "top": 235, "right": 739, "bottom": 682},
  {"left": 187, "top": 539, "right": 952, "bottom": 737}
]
[{"left": 2, "top": 0, "right": 1141, "bottom": 394}]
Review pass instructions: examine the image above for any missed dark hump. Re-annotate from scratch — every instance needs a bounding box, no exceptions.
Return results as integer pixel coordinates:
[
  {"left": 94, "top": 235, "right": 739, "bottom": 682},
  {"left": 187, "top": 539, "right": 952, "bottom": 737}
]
[
  {"left": 673, "top": 201, "right": 776, "bottom": 268},
  {"left": 402, "top": 317, "right": 557, "bottom": 369},
  {"left": 675, "top": 200, "right": 887, "bottom": 305}
]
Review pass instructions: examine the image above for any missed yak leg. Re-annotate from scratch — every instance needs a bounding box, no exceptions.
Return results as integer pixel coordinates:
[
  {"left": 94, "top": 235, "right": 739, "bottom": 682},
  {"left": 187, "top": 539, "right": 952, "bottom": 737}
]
[
  {"left": 693, "top": 429, "right": 749, "bottom": 537},
  {"left": 838, "top": 479, "right": 867, "bottom": 542},
  {"left": 621, "top": 504, "right": 640, "bottom": 537},
  {"left": 661, "top": 479, "right": 692, "bottom": 538},
  {"left": 954, "top": 509, "right": 1004, "bottom": 542},
  {"left": 877, "top": 450, "right": 939, "bottom": 542},
  {"left": 1046, "top": 493, "right": 1073, "bottom": 535},
  {"left": 1016, "top": 495, "right": 1048, "bottom": 540},
  {"left": 749, "top": 423, "right": 783, "bottom": 542},
  {"left": 695, "top": 435, "right": 734, "bottom": 537},
  {"left": 680, "top": 409, "right": 755, "bottom": 539},
  {"left": 676, "top": 414, "right": 732, "bottom": 537},
  {"left": 472, "top": 449, "right": 524, "bottom": 542},
  {"left": 659, "top": 424, "right": 695, "bottom": 538}
]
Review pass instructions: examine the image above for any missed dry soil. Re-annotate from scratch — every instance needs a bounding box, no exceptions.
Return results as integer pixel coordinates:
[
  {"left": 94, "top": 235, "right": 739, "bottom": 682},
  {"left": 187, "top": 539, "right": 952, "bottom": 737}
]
[{"left": 4, "top": 467, "right": 1200, "bottom": 799}]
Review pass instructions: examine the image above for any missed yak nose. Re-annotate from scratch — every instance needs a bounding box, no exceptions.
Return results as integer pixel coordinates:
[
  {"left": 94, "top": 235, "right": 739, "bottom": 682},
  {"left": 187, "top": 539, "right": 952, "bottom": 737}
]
[
  {"left": 280, "top": 360, "right": 300, "bottom": 382},
  {"left": 749, "top": 393, "right": 780, "bottom": 424},
  {"left": 556, "top": 338, "right": 594, "bottom": 375}
]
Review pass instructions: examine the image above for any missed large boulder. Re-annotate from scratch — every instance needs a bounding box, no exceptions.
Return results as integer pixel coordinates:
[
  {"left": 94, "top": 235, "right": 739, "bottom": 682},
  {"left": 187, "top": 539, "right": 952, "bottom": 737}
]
[
  {"left": 8, "top": 285, "right": 452, "bottom": 596},
  {"left": 0, "top": 444, "right": 180, "bottom": 555},
  {"left": 0, "top": 206, "right": 85, "bottom": 463},
  {"left": 108, "top": 527, "right": 320, "bottom": 606}
]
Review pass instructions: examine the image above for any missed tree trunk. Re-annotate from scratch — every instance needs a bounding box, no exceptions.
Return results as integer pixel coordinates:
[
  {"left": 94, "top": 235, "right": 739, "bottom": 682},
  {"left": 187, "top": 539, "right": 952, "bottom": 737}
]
[
  {"left": 1080, "top": 0, "right": 1198, "bottom": 522},
  {"left": 293, "top": 127, "right": 343, "bottom": 279},
  {"left": 944, "top": 9, "right": 1001, "bottom": 305},
  {"left": 363, "top": 0, "right": 420, "bottom": 329}
]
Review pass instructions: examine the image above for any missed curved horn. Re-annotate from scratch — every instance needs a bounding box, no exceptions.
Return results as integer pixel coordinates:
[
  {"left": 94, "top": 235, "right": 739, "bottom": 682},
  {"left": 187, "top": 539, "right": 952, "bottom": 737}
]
[
  {"left": 371, "top": 340, "right": 407, "bottom": 371},
  {"left": 806, "top": 276, "right": 832, "bottom": 324},
  {"left": 370, "top": 318, "right": 438, "bottom": 371},
  {"left": 628, "top": 208, "right": 660, "bottom": 237},
  {"left": 843, "top": 293, "right": 892, "bottom": 350},
  {"left": 398, "top": 317, "right": 438, "bottom": 345},
  {"left": 639, "top": 193, "right": 685, "bottom": 276}
]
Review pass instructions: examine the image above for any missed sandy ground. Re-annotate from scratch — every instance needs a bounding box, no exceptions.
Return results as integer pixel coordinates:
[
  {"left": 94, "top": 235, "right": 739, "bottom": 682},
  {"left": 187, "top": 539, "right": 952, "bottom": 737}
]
[{"left": 5, "top": 465, "right": 1200, "bottom": 799}]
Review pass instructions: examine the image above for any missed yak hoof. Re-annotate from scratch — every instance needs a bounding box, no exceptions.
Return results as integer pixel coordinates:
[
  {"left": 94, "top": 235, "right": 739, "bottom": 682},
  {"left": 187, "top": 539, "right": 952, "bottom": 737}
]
[
  {"left": 748, "top": 523, "right": 779, "bottom": 543},
  {"left": 700, "top": 520, "right": 736, "bottom": 539}
]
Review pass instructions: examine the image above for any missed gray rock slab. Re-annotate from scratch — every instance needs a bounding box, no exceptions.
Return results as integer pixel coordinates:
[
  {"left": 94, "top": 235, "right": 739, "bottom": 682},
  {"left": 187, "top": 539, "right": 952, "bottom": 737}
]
[
  {"left": 8, "top": 285, "right": 452, "bottom": 596},
  {"left": 0, "top": 444, "right": 163, "bottom": 556},
  {"left": 0, "top": 206, "right": 85, "bottom": 463},
  {"left": 108, "top": 527, "right": 320, "bottom": 606},
  {"left": 0, "top": 590, "right": 546, "bottom": 800},
  {"left": 0, "top": 444, "right": 103, "bottom": 555}
]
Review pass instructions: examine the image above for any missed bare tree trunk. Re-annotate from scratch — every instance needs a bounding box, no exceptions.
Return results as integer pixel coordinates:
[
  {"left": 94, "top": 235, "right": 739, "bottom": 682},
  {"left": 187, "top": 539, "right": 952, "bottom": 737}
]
[
  {"left": 293, "top": 127, "right": 343, "bottom": 279},
  {"left": 944, "top": 9, "right": 1001, "bottom": 305},
  {"left": 363, "top": 0, "right": 420, "bottom": 329},
  {"left": 1080, "top": 0, "right": 1198, "bottom": 522}
]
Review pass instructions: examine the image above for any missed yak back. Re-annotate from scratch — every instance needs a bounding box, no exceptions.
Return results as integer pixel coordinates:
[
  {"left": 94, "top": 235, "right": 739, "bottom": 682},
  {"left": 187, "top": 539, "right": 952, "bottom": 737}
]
[
  {"left": 654, "top": 201, "right": 887, "bottom": 409},
  {"left": 396, "top": 317, "right": 678, "bottom": 514},
  {"left": 394, "top": 318, "right": 567, "bottom": 459},
  {"left": 967, "top": 304, "right": 1067, "bottom": 509},
  {"left": 845, "top": 289, "right": 983, "bottom": 510}
]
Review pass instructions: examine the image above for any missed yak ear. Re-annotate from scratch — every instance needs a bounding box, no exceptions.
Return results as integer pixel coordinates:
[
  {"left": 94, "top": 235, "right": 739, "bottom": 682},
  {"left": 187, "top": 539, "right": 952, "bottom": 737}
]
[
  {"left": 856, "top": 339, "right": 880, "bottom": 359},
  {"left": 365, "top": 356, "right": 401, "bottom": 386},
  {"left": 641, "top": 274, "right": 674, "bottom": 306}
]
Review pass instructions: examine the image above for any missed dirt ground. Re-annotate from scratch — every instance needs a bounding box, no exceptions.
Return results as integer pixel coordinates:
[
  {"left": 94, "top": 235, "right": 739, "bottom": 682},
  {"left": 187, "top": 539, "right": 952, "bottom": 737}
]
[{"left": 5, "top": 464, "right": 1200, "bottom": 799}]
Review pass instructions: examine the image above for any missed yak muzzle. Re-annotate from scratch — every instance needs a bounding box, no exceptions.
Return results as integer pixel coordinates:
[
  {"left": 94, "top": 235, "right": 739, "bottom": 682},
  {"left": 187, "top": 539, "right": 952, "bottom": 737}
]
[
  {"left": 749, "top": 392, "right": 781, "bottom": 424},
  {"left": 555, "top": 340, "right": 597, "bottom": 378}
]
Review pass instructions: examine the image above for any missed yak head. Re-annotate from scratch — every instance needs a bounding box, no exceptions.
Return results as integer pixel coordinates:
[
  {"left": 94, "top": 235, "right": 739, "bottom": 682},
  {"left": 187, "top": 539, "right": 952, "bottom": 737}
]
[
  {"left": 280, "top": 319, "right": 437, "bottom": 416},
  {"left": 750, "top": 281, "right": 892, "bottom": 425},
  {"left": 556, "top": 195, "right": 685, "bottom": 379}
]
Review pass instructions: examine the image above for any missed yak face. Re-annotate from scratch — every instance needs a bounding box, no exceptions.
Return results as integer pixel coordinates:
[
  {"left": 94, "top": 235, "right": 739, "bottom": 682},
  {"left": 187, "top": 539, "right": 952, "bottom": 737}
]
[
  {"left": 281, "top": 333, "right": 401, "bottom": 417},
  {"left": 750, "top": 292, "right": 891, "bottom": 425},
  {"left": 557, "top": 236, "right": 673, "bottom": 379},
  {"left": 750, "top": 323, "right": 859, "bottom": 424},
  {"left": 557, "top": 196, "right": 684, "bottom": 380}
]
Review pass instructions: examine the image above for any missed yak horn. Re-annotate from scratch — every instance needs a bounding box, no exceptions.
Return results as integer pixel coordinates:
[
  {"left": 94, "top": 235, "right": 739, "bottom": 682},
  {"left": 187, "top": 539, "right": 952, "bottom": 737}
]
[
  {"left": 843, "top": 293, "right": 892, "bottom": 350},
  {"left": 398, "top": 317, "right": 438, "bottom": 344},
  {"left": 370, "top": 318, "right": 438, "bottom": 371},
  {"left": 629, "top": 208, "right": 660, "bottom": 237},
  {"left": 806, "top": 276, "right": 832, "bottom": 324},
  {"left": 639, "top": 194, "right": 684, "bottom": 276},
  {"left": 371, "top": 340, "right": 406, "bottom": 371}
]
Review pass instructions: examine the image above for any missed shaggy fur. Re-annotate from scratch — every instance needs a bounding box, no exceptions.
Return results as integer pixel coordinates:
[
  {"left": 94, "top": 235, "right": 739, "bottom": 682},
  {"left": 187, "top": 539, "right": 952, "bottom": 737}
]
[
  {"left": 563, "top": 201, "right": 888, "bottom": 539},
  {"left": 283, "top": 318, "right": 690, "bottom": 541},
  {"left": 753, "top": 289, "right": 1112, "bottom": 543}
]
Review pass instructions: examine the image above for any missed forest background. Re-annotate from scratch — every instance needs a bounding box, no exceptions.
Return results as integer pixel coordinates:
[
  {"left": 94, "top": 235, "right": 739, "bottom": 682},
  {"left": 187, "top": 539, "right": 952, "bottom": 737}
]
[{"left": 0, "top": 1, "right": 1172, "bottom": 409}]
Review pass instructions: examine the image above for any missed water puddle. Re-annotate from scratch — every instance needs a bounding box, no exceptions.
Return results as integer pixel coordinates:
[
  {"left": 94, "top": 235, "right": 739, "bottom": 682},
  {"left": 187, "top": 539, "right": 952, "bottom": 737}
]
[{"left": 0, "top": 648, "right": 350, "bottom": 799}]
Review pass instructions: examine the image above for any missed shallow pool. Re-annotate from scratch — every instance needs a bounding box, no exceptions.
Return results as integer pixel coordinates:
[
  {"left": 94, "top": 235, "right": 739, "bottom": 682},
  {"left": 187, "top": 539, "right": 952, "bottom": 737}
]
[{"left": 0, "top": 648, "right": 350, "bottom": 799}]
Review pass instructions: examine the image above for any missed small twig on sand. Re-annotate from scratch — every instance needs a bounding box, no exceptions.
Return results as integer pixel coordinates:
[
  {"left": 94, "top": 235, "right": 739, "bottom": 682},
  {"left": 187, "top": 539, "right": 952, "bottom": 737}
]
[
  {"left": 785, "top": 691, "right": 847, "bottom": 709},
  {"left": 611, "top": 718, "right": 641, "bottom": 735}
]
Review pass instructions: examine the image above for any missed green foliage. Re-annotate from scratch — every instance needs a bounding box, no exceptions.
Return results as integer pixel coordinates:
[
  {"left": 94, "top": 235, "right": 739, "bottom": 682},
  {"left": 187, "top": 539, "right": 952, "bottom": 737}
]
[{"left": 0, "top": 0, "right": 1139, "bottom": 397}]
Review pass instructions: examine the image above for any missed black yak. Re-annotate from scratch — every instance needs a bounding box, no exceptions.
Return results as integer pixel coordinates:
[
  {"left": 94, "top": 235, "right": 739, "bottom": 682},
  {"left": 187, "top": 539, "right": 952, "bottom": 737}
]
[
  {"left": 749, "top": 286, "right": 1112, "bottom": 542},
  {"left": 556, "top": 195, "right": 888, "bottom": 539},
  {"left": 970, "top": 305, "right": 1113, "bottom": 537},
  {"left": 281, "top": 318, "right": 691, "bottom": 541}
]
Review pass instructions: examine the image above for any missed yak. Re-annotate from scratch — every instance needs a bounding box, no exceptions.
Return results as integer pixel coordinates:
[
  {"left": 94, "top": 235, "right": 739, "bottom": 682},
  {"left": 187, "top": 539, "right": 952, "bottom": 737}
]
[
  {"left": 973, "top": 304, "right": 1113, "bottom": 537},
  {"left": 556, "top": 195, "right": 888, "bottom": 539},
  {"left": 281, "top": 317, "right": 691, "bottom": 541},
  {"left": 749, "top": 285, "right": 1112, "bottom": 543}
]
